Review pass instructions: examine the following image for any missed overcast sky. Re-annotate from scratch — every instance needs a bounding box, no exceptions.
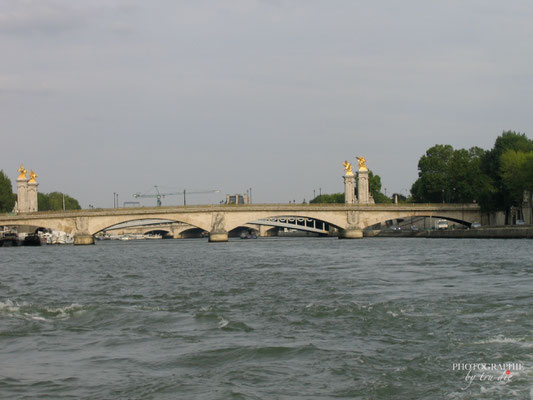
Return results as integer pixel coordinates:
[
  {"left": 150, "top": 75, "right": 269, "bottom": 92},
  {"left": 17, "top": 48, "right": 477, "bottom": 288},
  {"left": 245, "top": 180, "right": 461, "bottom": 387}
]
[{"left": 2, "top": 0, "right": 533, "bottom": 208}]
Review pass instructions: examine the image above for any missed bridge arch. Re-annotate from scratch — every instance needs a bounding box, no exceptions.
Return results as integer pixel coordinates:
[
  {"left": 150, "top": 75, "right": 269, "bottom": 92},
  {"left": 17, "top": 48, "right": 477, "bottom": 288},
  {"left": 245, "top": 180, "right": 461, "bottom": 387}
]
[
  {"left": 223, "top": 212, "right": 344, "bottom": 233},
  {"left": 0, "top": 219, "right": 77, "bottom": 234},
  {"left": 142, "top": 229, "right": 172, "bottom": 238},
  {"left": 90, "top": 215, "right": 209, "bottom": 235},
  {"left": 362, "top": 213, "right": 475, "bottom": 230},
  {"left": 178, "top": 227, "right": 206, "bottom": 238}
]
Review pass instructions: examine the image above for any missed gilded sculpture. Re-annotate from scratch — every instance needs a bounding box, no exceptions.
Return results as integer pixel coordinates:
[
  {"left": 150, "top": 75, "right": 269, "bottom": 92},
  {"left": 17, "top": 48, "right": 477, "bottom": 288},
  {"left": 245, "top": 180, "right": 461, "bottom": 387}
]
[
  {"left": 29, "top": 170, "right": 38, "bottom": 183},
  {"left": 342, "top": 160, "right": 354, "bottom": 176},
  {"left": 356, "top": 156, "right": 368, "bottom": 171},
  {"left": 17, "top": 164, "right": 27, "bottom": 179}
]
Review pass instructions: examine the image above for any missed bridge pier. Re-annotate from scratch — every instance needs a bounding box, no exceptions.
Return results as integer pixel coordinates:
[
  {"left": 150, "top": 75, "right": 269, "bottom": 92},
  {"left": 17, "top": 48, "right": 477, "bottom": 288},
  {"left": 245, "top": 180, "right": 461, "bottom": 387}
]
[
  {"left": 74, "top": 234, "right": 95, "bottom": 245},
  {"left": 339, "top": 228, "right": 363, "bottom": 239},
  {"left": 208, "top": 231, "right": 228, "bottom": 242}
]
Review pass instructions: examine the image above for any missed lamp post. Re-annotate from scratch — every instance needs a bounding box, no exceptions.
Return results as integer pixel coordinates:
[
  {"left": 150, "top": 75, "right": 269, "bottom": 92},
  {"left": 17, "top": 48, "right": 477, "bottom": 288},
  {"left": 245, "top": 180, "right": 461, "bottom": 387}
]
[{"left": 113, "top": 192, "right": 116, "bottom": 208}]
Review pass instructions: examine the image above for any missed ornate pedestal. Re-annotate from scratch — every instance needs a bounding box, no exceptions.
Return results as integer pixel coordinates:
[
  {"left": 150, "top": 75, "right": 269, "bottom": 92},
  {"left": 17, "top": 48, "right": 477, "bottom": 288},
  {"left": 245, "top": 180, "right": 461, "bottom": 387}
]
[
  {"left": 16, "top": 177, "right": 28, "bottom": 213},
  {"left": 344, "top": 174, "right": 356, "bottom": 204},
  {"left": 357, "top": 170, "right": 370, "bottom": 204}
]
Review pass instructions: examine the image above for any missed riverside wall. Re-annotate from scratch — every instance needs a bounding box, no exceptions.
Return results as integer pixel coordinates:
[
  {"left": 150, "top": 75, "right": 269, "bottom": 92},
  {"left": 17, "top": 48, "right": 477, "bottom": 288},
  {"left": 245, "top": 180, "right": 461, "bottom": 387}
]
[{"left": 367, "top": 226, "right": 533, "bottom": 239}]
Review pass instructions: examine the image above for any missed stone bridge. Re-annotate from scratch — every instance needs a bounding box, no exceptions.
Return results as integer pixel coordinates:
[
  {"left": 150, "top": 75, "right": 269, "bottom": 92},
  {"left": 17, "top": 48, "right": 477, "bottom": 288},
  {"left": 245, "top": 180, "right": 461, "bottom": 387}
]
[{"left": 0, "top": 203, "right": 481, "bottom": 244}]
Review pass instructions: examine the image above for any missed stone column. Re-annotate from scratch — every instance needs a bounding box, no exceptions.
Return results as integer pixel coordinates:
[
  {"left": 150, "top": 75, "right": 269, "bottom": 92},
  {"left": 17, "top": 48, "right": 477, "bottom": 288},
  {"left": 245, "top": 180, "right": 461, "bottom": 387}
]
[
  {"left": 521, "top": 190, "right": 531, "bottom": 224},
  {"left": 16, "top": 177, "right": 29, "bottom": 213},
  {"left": 208, "top": 212, "right": 228, "bottom": 242},
  {"left": 338, "top": 210, "right": 364, "bottom": 239},
  {"left": 344, "top": 174, "right": 356, "bottom": 204},
  {"left": 357, "top": 170, "right": 370, "bottom": 204},
  {"left": 73, "top": 217, "right": 95, "bottom": 245},
  {"left": 27, "top": 181, "right": 38, "bottom": 212}
]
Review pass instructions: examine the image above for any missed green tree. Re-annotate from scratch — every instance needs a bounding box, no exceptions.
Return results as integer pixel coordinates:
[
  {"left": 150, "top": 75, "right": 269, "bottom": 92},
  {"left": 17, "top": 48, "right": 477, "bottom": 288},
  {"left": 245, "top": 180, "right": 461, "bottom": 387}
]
[
  {"left": 310, "top": 193, "right": 345, "bottom": 204},
  {"left": 37, "top": 192, "right": 50, "bottom": 211},
  {"left": 38, "top": 192, "right": 81, "bottom": 211},
  {"left": 0, "top": 170, "right": 15, "bottom": 213},
  {"left": 499, "top": 150, "right": 533, "bottom": 206},
  {"left": 411, "top": 144, "right": 492, "bottom": 204},
  {"left": 411, "top": 144, "right": 455, "bottom": 202},
  {"left": 480, "top": 131, "right": 533, "bottom": 212},
  {"left": 390, "top": 193, "right": 409, "bottom": 202},
  {"left": 368, "top": 171, "right": 391, "bottom": 203}
]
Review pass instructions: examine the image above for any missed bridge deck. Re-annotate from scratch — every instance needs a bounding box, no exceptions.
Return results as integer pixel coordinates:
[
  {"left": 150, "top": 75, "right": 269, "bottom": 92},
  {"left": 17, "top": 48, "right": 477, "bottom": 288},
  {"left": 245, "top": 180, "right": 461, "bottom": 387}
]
[{"left": 0, "top": 203, "right": 480, "bottom": 221}]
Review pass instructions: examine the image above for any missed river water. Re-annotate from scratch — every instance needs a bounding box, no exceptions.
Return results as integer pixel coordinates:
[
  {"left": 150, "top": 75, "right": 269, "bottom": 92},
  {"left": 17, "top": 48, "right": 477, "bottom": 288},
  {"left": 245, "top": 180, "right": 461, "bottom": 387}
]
[{"left": 1, "top": 237, "right": 532, "bottom": 399}]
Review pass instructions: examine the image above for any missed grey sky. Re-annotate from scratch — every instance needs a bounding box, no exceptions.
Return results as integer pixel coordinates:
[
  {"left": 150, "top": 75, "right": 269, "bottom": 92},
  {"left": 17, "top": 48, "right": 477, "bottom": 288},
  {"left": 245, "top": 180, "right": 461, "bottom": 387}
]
[{"left": 2, "top": 0, "right": 533, "bottom": 207}]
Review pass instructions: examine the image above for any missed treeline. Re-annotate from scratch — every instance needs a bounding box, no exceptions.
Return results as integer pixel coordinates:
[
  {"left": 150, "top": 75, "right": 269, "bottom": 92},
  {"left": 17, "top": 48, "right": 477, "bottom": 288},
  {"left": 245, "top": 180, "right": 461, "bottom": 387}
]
[
  {"left": 38, "top": 192, "right": 81, "bottom": 211},
  {"left": 311, "top": 171, "right": 390, "bottom": 204},
  {"left": 411, "top": 131, "right": 533, "bottom": 213},
  {"left": 0, "top": 170, "right": 81, "bottom": 212},
  {"left": 0, "top": 171, "right": 15, "bottom": 212}
]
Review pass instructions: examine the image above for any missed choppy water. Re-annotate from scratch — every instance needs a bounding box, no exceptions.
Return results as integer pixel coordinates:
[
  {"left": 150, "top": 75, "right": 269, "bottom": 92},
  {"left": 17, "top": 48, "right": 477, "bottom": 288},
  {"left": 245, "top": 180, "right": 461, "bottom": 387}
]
[{"left": 1, "top": 237, "right": 533, "bottom": 399}]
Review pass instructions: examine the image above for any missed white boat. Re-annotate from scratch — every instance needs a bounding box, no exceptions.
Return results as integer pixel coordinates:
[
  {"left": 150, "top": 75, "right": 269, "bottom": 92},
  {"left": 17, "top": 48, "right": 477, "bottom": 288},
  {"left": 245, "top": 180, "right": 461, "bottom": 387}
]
[{"left": 145, "top": 234, "right": 163, "bottom": 240}]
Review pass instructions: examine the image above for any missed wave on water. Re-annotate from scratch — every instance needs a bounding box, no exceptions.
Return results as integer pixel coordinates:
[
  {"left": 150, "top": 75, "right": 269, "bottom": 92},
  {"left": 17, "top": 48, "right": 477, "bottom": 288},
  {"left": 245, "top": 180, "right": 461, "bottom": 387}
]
[
  {"left": 194, "top": 306, "right": 254, "bottom": 332},
  {"left": 472, "top": 335, "right": 533, "bottom": 348},
  {"left": 0, "top": 299, "right": 86, "bottom": 322}
]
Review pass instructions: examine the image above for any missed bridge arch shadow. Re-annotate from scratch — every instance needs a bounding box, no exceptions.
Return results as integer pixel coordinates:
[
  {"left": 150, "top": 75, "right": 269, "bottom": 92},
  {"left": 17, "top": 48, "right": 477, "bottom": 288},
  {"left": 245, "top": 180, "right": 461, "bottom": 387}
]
[
  {"left": 178, "top": 227, "right": 206, "bottom": 238},
  {"left": 143, "top": 229, "right": 172, "bottom": 238},
  {"left": 95, "top": 218, "right": 204, "bottom": 237},
  {"left": 368, "top": 214, "right": 473, "bottom": 230}
]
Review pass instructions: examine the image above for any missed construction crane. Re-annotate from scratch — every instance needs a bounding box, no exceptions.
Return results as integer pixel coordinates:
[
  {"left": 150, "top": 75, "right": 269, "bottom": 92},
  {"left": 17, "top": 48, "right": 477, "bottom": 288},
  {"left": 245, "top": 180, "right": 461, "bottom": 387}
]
[{"left": 132, "top": 186, "right": 220, "bottom": 206}]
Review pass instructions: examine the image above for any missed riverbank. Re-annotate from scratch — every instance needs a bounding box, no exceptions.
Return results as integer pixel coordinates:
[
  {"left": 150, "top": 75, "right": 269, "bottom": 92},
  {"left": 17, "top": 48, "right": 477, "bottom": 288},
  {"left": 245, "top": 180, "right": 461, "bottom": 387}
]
[{"left": 366, "top": 226, "right": 533, "bottom": 239}]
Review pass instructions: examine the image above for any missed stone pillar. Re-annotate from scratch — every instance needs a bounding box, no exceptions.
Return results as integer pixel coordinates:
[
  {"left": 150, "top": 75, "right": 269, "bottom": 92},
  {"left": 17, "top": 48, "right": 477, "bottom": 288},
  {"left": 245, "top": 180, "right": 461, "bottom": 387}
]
[
  {"left": 344, "top": 174, "right": 356, "bottom": 204},
  {"left": 522, "top": 190, "right": 532, "bottom": 225},
  {"left": 208, "top": 212, "right": 228, "bottom": 242},
  {"left": 208, "top": 231, "right": 228, "bottom": 242},
  {"left": 74, "top": 235, "right": 95, "bottom": 245},
  {"left": 357, "top": 170, "right": 370, "bottom": 204},
  {"left": 16, "top": 177, "right": 29, "bottom": 213},
  {"left": 27, "top": 181, "right": 38, "bottom": 212},
  {"left": 339, "top": 210, "right": 364, "bottom": 239},
  {"left": 73, "top": 217, "right": 95, "bottom": 245}
]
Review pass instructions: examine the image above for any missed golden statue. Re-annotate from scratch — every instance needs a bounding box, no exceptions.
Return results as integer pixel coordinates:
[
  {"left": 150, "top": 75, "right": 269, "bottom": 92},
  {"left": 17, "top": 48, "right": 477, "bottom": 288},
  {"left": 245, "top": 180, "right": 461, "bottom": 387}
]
[
  {"left": 342, "top": 160, "right": 354, "bottom": 176},
  {"left": 356, "top": 156, "right": 368, "bottom": 171},
  {"left": 29, "top": 170, "right": 38, "bottom": 183},
  {"left": 17, "top": 164, "right": 27, "bottom": 180}
]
